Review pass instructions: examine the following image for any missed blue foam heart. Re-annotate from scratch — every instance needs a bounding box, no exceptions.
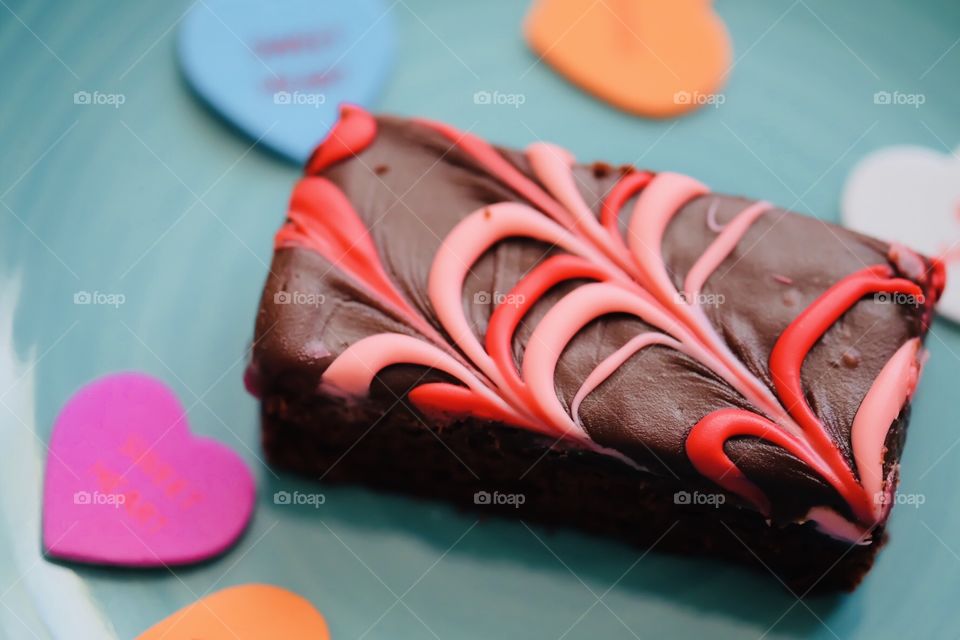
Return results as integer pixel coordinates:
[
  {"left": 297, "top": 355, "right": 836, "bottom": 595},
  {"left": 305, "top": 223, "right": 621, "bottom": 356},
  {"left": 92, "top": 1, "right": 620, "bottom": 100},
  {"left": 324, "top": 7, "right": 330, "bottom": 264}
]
[{"left": 178, "top": 0, "right": 395, "bottom": 163}]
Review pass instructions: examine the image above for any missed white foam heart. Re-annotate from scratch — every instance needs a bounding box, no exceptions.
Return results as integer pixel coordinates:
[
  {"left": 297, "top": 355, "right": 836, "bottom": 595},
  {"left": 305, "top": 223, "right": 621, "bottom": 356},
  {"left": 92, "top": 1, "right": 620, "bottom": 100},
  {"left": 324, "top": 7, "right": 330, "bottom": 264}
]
[{"left": 842, "top": 145, "right": 960, "bottom": 321}]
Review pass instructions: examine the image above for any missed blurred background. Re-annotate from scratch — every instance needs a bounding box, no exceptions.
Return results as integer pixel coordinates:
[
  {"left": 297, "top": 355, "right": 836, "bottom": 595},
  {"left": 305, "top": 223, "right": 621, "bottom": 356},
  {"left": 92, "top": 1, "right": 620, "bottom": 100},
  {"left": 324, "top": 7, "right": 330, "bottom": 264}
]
[{"left": 1, "top": 1, "right": 959, "bottom": 638}]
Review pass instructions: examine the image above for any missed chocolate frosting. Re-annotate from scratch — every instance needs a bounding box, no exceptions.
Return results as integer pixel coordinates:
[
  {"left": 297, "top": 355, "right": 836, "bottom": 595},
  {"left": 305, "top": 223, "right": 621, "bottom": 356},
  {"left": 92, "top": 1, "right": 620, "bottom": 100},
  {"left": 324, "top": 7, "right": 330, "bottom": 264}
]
[{"left": 252, "top": 113, "right": 940, "bottom": 528}]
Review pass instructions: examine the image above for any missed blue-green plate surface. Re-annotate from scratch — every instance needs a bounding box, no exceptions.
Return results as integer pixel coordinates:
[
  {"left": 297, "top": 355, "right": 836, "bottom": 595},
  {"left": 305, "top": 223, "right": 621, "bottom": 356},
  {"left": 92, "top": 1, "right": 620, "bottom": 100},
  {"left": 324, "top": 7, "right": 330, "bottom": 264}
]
[{"left": 2, "top": 1, "right": 960, "bottom": 637}]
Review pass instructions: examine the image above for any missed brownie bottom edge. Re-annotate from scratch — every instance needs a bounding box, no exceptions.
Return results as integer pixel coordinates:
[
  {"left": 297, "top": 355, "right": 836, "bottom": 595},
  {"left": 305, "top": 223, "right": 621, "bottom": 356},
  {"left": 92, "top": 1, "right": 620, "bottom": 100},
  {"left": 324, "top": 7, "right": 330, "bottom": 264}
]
[{"left": 260, "top": 392, "right": 883, "bottom": 593}]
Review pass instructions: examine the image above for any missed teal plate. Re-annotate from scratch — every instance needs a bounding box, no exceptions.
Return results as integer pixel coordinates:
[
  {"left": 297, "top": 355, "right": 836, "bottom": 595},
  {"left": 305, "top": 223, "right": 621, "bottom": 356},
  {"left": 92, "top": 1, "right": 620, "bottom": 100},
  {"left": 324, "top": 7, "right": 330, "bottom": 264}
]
[{"left": 2, "top": 1, "right": 960, "bottom": 638}]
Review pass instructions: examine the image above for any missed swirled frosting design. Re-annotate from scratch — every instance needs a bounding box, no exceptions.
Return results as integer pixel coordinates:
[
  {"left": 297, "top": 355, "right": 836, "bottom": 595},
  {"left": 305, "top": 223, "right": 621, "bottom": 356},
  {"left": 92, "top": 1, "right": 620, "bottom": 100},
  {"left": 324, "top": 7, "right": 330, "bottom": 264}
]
[{"left": 264, "top": 105, "right": 944, "bottom": 542}]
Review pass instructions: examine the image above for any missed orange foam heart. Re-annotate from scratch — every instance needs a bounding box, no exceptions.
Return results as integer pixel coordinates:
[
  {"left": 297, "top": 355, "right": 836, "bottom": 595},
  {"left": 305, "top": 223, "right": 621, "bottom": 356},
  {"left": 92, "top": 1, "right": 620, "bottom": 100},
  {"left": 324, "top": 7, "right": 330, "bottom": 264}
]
[
  {"left": 525, "top": 0, "right": 732, "bottom": 117},
  {"left": 137, "top": 584, "right": 330, "bottom": 640}
]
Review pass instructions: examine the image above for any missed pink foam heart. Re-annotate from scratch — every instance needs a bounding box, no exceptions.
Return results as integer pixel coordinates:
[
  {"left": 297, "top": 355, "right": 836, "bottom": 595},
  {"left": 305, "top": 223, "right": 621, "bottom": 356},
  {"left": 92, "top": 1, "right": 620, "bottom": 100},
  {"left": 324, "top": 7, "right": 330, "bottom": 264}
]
[{"left": 42, "top": 372, "right": 255, "bottom": 566}]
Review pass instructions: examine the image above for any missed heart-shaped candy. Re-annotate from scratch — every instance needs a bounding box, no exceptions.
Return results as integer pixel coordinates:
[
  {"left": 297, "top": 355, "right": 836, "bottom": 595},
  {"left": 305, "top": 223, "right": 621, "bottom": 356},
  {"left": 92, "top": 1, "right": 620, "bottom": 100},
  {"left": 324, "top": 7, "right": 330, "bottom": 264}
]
[
  {"left": 178, "top": 0, "right": 395, "bottom": 162},
  {"left": 137, "top": 584, "right": 330, "bottom": 640},
  {"left": 524, "top": 0, "right": 732, "bottom": 117},
  {"left": 42, "top": 373, "right": 255, "bottom": 566},
  {"left": 842, "top": 145, "right": 960, "bottom": 321}
]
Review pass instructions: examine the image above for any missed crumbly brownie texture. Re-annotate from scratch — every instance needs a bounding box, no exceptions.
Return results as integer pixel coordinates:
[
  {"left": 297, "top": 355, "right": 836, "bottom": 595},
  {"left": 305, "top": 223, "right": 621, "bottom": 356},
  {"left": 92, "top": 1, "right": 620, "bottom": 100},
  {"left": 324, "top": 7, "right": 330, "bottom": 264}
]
[{"left": 249, "top": 106, "right": 944, "bottom": 591}]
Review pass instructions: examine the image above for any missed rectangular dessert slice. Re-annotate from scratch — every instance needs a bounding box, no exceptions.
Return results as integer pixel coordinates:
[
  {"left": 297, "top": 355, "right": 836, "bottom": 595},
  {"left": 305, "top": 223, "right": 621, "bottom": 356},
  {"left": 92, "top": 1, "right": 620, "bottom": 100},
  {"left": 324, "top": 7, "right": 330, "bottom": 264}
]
[{"left": 248, "top": 106, "right": 944, "bottom": 591}]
